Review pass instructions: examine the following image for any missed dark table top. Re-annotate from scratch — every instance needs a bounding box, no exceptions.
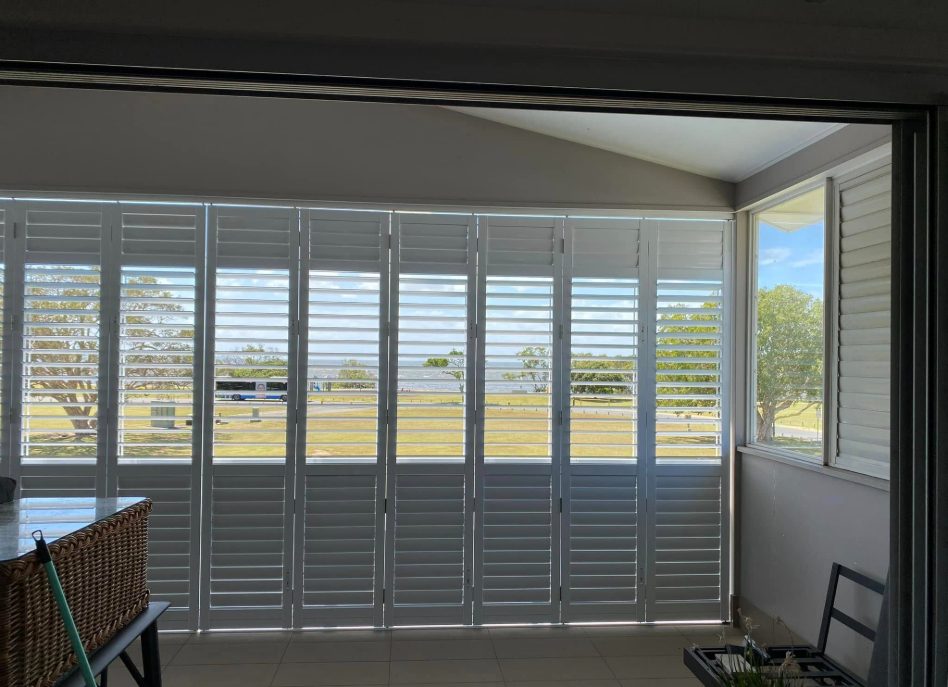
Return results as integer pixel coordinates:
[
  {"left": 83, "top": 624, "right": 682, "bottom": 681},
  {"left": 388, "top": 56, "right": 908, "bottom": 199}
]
[{"left": 0, "top": 497, "right": 147, "bottom": 563}]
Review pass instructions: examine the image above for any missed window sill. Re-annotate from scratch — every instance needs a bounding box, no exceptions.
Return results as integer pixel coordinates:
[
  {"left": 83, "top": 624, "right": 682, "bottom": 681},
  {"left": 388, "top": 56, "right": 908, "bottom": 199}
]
[{"left": 737, "top": 445, "right": 889, "bottom": 492}]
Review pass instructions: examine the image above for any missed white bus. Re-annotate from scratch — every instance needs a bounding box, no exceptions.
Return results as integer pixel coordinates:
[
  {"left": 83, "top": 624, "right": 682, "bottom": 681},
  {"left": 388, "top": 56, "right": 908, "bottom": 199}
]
[{"left": 215, "top": 380, "right": 288, "bottom": 402}]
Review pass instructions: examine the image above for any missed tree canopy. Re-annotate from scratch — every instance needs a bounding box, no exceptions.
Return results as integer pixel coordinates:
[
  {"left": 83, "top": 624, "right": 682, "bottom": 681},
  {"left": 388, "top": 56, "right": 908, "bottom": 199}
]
[{"left": 754, "top": 284, "right": 823, "bottom": 442}]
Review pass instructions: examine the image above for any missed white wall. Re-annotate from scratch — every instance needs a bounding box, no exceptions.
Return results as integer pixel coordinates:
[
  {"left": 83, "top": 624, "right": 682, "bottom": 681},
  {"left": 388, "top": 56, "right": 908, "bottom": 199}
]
[
  {"left": 0, "top": 86, "right": 732, "bottom": 210},
  {"left": 739, "top": 453, "right": 888, "bottom": 678}
]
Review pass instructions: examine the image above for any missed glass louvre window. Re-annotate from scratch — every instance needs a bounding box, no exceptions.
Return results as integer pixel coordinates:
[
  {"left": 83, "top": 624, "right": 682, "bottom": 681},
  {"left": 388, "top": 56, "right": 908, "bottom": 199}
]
[
  {"left": 212, "top": 268, "right": 290, "bottom": 461},
  {"left": 396, "top": 274, "right": 469, "bottom": 460},
  {"left": 655, "top": 279, "right": 724, "bottom": 462},
  {"left": 569, "top": 278, "right": 638, "bottom": 462},
  {"left": 306, "top": 271, "right": 381, "bottom": 461},
  {"left": 21, "top": 264, "right": 101, "bottom": 461},
  {"left": 753, "top": 187, "right": 825, "bottom": 458},
  {"left": 482, "top": 276, "right": 554, "bottom": 461},
  {"left": 117, "top": 266, "right": 196, "bottom": 462}
]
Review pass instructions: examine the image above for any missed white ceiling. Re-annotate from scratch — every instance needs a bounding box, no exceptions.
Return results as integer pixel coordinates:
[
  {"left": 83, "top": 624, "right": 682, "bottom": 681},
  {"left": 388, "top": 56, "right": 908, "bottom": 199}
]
[{"left": 449, "top": 107, "right": 848, "bottom": 183}]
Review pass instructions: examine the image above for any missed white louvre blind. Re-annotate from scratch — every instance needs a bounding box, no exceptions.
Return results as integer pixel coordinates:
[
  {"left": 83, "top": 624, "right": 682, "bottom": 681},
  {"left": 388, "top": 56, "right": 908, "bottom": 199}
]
[
  {"left": 20, "top": 204, "right": 105, "bottom": 472},
  {"left": 477, "top": 216, "right": 559, "bottom": 623},
  {"left": 835, "top": 166, "right": 891, "bottom": 478},
  {"left": 299, "top": 209, "right": 388, "bottom": 627},
  {"left": 564, "top": 218, "right": 642, "bottom": 621},
  {"left": 205, "top": 206, "right": 294, "bottom": 628},
  {"left": 0, "top": 205, "right": 5, "bottom": 475},
  {"left": 388, "top": 214, "right": 474, "bottom": 625},
  {"left": 648, "top": 219, "right": 727, "bottom": 621},
  {"left": 113, "top": 203, "right": 203, "bottom": 630}
]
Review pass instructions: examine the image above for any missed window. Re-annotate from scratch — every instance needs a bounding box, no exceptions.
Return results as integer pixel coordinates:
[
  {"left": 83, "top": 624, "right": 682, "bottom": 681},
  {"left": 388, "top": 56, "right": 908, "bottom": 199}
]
[{"left": 752, "top": 187, "right": 826, "bottom": 459}]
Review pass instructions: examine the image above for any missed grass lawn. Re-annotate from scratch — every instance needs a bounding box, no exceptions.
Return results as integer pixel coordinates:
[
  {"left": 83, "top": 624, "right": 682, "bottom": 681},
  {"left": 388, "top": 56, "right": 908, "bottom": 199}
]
[{"left": 21, "top": 392, "right": 721, "bottom": 460}]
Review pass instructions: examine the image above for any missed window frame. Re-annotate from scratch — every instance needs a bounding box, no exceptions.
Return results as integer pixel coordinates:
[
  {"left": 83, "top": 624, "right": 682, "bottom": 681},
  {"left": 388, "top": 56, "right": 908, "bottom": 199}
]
[{"left": 746, "top": 180, "right": 830, "bottom": 466}]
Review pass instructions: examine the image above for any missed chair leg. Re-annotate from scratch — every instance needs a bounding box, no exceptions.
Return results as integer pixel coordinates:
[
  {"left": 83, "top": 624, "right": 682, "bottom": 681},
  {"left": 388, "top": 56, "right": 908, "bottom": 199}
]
[
  {"left": 100, "top": 666, "right": 108, "bottom": 687},
  {"left": 140, "top": 622, "right": 162, "bottom": 687}
]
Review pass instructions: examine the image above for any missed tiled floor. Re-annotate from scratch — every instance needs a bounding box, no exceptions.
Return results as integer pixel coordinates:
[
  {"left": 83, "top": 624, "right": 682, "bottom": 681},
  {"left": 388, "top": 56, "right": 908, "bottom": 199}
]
[{"left": 108, "top": 623, "right": 746, "bottom": 687}]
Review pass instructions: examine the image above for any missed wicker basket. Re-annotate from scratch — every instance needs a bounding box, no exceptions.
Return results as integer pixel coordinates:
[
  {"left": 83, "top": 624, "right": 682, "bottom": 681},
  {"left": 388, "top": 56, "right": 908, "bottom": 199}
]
[{"left": 0, "top": 499, "right": 151, "bottom": 687}]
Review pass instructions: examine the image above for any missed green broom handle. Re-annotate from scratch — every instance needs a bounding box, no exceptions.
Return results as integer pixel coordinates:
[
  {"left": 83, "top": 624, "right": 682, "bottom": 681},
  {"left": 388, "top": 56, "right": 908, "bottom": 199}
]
[{"left": 32, "top": 530, "right": 98, "bottom": 687}]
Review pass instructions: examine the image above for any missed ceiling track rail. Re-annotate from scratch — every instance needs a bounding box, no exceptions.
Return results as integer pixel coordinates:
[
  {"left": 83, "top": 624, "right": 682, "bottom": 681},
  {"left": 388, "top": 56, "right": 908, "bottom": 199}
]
[{"left": 0, "top": 61, "right": 918, "bottom": 124}]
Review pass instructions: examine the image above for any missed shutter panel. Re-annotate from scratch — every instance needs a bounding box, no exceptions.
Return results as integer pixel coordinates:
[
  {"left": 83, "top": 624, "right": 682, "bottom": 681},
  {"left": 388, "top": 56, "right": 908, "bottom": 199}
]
[
  {"left": 563, "top": 218, "right": 642, "bottom": 621},
  {"left": 113, "top": 203, "right": 203, "bottom": 630},
  {"left": 387, "top": 214, "right": 475, "bottom": 625},
  {"left": 298, "top": 209, "right": 388, "bottom": 627},
  {"left": 0, "top": 204, "right": 6, "bottom": 480},
  {"left": 835, "top": 166, "right": 891, "bottom": 478},
  {"left": 476, "top": 216, "right": 560, "bottom": 623},
  {"left": 18, "top": 202, "right": 108, "bottom": 496},
  {"left": 203, "top": 206, "right": 295, "bottom": 629},
  {"left": 647, "top": 219, "right": 728, "bottom": 621}
]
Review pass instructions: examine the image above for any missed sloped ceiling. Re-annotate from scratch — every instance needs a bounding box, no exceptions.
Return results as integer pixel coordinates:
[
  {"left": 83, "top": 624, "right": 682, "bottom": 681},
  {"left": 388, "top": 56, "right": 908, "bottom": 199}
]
[{"left": 449, "top": 107, "right": 848, "bottom": 183}]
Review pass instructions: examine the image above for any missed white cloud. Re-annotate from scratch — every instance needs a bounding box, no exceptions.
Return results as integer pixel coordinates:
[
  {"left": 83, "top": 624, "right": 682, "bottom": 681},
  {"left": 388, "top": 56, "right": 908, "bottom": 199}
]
[
  {"left": 790, "top": 250, "right": 824, "bottom": 268},
  {"left": 760, "top": 248, "right": 791, "bottom": 266}
]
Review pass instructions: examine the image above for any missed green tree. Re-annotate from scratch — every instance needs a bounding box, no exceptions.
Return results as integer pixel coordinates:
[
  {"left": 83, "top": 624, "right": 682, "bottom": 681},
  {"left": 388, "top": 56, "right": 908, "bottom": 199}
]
[
  {"left": 335, "top": 359, "right": 376, "bottom": 390},
  {"left": 423, "top": 348, "right": 466, "bottom": 395},
  {"left": 229, "top": 344, "right": 287, "bottom": 379},
  {"left": 655, "top": 300, "right": 721, "bottom": 412},
  {"left": 754, "top": 284, "right": 823, "bottom": 442},
  {"left": 570, "top": 354, "right": 635, "bottom": 399},
  {"left": 502, "top": 345, "right": 550, "bottom": 393}
]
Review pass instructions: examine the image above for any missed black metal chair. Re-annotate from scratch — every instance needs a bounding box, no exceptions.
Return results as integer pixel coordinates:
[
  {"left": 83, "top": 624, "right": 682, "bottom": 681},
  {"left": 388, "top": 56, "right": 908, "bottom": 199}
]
[
  {"left": 817, "top": 563, "right": 885, "bottom": 658},
  {"left": 0, "top": 477, "right": 16, "bottom": 504}
]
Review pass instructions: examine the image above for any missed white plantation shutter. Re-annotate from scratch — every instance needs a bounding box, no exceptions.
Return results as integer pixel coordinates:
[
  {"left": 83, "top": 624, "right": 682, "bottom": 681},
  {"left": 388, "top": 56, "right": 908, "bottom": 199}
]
[
  {"left": 387, "top": 213, "right": 476, "bottom": 625},
  {"left": 112, "top": 203, "right": 204, "bottom": 630},
  {"left": 646, "top": 219, "right": 729, "bottom": 621},
  {"left": 201, "top": 205, "right": 296, "bottom": 629},
  {"left": 16, "top": 202, "right": 111, "bottom": 498},
  {"left": 0, "top": 203, "right": 7, "bottom": 479},
  {"left": 563, "top": 218, "right": 643, "bottom": 621},
  {"left": 833, "top": 165, "right": 891, "bottom": 479},
  {"left": 296, "top": 209, "right": 388, "bottom": 627},
  {"left": 475, "top": 215, "right": 561, "bottom": 623}
]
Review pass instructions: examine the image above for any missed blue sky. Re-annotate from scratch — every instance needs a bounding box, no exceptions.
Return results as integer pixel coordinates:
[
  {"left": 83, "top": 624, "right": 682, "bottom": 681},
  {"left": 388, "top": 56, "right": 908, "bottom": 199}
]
[{"left": 757, "top": 219, "right": 824, "bottom": 299}]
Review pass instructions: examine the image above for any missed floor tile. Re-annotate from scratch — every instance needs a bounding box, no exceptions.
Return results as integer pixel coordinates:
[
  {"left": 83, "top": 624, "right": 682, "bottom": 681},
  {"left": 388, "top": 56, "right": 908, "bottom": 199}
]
[
  {"left": 162, "top": 663, "right": 277, "bottom": 687},
  {"left": 123, "top": 634, "right": 188, "bottom": 666},
  {"left": 392, "top": 639, "right": 495, "bottom": 660},
  {"left": 171, "top": 639, "right": 288, "bottom": 665},
  {"left": 592, "top": 634, "right": 690, "bottom": 656},
  {"left": 605, "top": 654, "right": 694, "bottom": 679},
  {"left": 284, "top": 640, "right": 392, "bottom": 662},
  {"left": 499, "top": 657, "right": 614, "bottom": 682},
  {"left": 620, "top": 680, "right": 702, "bottom": 687},
  {"left": 290, "top": 630, "right": 392, "bottom": 643},
  {"left": 273, "top": 660, "right": 390, "bottom": 686},
  {"left": 581, "top": 624, "right": 692, "bottom": 637},
  {"left": 392, "top": 627, "right": 490, "bottom": 641},
  {"left": 390, "top": 658, "right": 504, "bottom": 683},
  {"left": 488, "top": 624, "right": 586, "bottom": 637},
  {"left": 505, "top": 681, "right": 620, "bottom": 687},
  {"left": 492, "top": 637, "right": 599, "bottom": 658},
  {"left": 187, "top": 630, "right": 295, "bottom": 643}
]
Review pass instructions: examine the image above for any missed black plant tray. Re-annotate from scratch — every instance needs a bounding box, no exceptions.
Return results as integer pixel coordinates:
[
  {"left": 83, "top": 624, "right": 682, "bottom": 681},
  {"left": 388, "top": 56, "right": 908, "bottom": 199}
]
[{"left": 684, "top": 644, "right": 865, "bottom": 686}]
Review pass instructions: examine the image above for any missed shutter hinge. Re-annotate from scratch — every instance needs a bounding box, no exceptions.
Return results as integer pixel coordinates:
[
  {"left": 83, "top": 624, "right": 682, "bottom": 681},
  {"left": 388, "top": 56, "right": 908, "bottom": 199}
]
[
  {"left": 382, "top": 588, "right": 386, "bottom": 603},
  {"left": 558, "top": 410, "right": 563, "bottom": 425},
  {"left": 560, "top": 237, "right": 565, "bottom": 253},
  {"left": 558, "top": 324, "right": 563, "bottom": 340},
  {"left": 12, "top": 221, "right": 17, "bottom": 239},
  {"left": 559, "top": 497, "right": 563, "bottom": 513},
  {"left": 559, "top": 586, "right": 563, "bottom": 601},
  {"left": 384, "top": 497, "right": 388, "bottom": 513}
]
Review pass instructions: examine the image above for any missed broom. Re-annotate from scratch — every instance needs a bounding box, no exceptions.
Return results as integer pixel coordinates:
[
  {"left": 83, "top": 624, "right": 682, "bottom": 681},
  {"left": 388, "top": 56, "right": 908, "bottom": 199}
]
[{"left": 32, "top": 530, "right": 98, "bottom": 687}]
